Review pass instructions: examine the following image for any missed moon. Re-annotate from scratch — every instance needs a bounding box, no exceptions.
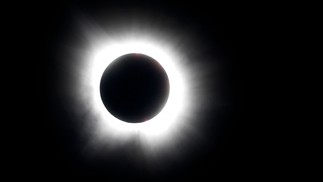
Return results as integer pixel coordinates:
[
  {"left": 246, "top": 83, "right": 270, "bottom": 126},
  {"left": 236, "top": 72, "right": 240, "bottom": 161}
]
[{"left": 100, "top": 53, "right": 170, "bottom": 123}]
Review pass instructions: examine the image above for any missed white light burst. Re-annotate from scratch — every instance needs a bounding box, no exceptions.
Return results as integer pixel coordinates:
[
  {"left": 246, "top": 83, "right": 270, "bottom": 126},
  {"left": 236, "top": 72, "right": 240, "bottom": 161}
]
[{"left": 63, "top": 13, "right": 214, "bottom": 161}]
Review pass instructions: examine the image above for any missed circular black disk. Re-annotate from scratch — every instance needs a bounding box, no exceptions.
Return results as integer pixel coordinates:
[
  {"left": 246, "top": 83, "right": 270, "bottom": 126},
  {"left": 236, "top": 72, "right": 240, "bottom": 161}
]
[{"left": 100, "top": 53, "right": 170, "bottom": 123}]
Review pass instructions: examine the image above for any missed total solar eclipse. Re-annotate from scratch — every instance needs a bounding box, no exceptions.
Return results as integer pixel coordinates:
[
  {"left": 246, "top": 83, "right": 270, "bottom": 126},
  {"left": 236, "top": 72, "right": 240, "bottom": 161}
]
[
  {"left": 100, "top": 53, "right": 170, "bottom": 123},
  {"left": 59, "top": 10, "right": 216, "bottom": 163}
]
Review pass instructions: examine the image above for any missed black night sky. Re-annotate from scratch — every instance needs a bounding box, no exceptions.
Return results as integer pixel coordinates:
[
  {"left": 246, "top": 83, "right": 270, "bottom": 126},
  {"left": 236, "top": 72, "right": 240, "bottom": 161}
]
[{"left": 25, "top": 0, "right": 278, "bottom": 180}]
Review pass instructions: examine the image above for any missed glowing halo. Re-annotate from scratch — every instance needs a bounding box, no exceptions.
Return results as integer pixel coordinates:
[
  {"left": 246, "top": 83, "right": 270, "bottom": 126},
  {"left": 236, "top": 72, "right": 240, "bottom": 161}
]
[
  {"left": 65, "top": 25, "right": 207, "bottom": 156},
  {"left": 61, "top": 12, "right": 216, "bottom": 162}
]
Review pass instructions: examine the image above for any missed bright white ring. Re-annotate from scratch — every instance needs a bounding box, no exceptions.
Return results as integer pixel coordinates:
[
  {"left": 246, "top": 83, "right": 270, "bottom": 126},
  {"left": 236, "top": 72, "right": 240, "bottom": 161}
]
[{"left": 88, "top": 39, "right": 188, "bottom": 142}]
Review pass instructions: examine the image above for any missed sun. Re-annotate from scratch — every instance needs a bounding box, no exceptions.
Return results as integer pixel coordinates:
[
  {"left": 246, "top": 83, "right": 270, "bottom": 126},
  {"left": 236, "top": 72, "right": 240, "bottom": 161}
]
[
  {"left": 65, "top": 13, "right": 212, "bottom": 160},
  {"left": 89, "top": 39, "right": 188, "bottom": 138}
]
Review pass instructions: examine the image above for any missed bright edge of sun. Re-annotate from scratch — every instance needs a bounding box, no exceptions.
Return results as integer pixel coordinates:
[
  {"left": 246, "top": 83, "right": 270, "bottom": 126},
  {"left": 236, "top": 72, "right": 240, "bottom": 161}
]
[
  {"left": 92, "top": 39, "right": 186, "bottom": 132},
  {"left": 80, "top": 35, "right": 197, "bottom": 149}
]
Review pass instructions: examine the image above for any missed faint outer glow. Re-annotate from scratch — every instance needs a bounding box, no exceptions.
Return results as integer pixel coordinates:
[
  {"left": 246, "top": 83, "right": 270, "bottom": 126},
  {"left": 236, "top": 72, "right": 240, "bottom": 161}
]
[{"left": 67, "top": 14, "right": 213, "bottom": 159}]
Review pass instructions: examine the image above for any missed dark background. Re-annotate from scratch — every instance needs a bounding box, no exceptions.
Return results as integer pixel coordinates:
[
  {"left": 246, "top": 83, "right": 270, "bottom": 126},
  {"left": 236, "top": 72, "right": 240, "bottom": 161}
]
[{"left": 20, "top": 0, "right": 277, "bottom": 180}]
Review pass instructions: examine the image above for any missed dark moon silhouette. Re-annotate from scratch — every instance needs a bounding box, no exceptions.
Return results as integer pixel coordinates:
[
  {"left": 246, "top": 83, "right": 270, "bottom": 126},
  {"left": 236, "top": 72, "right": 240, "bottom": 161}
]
[{"left": 100, "top": 53, "right": 170, "bottom": 123}]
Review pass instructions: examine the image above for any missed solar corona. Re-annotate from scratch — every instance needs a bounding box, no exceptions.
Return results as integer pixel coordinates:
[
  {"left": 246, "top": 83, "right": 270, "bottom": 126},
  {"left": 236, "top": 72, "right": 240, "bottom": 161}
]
[{"left": 63, "top": 13, "right": 214, "bottom": 161}]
